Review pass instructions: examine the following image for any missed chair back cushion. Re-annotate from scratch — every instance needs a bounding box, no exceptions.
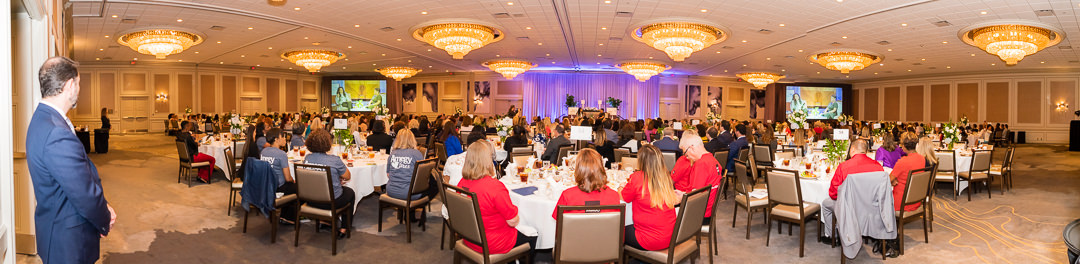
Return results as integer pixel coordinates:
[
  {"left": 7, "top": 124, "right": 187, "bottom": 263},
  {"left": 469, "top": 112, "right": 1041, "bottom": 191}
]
[
  {"left": 765, "top": 169, "right": 800, "bottom": 205},
  {"left": 175, "top": 141, "right": 192, "bottom": 163},
  {"left": 557, "top": 145, "right": 574, "bottom": 162},
  {"left": 444, "top": 185, "right": 485, "bottom": 245},
  {"left": 673, "top": 187, "right": 711, "bottom": 246},
  {"left": 511, "top": 153, "right": 532, "bottom": 167},
  {"left": 621, "top": 157, "right": 638, "bottom": 171},
  {"left": 662, "top": 152, "right": 677, "bottom": 173},
  {"left": 512, "top": 146, "right": 532, "bottom": 154},
  {"left": 733, "top": 161, "right": 752, "bottom": 195},
  {"left": 754, "top": 144, "right": 772, "bottom": 163},
  {"left": 411, "top": 158, "right": 437, "bottom": 195},
  {"left": 738, "top": 148, "right": 749, "bottom": 162},
  {"left": 935, "top": 152, "right": 955, "bottom": 171},
  {"left": 435, "top": 142, "right": 448, "bottom": 162},
  {"left": 224, "top": 147, "right": 236, "bottom": 175},
  {"left": 555, "top": 205, "right": 625, "bottom": 263},
  {"left": 295, "top": 164, "right": 334, "bottom": 203},
  {"left": 904, "top": 169, "right": 932, "bottom": 205},
  {"left": 713, "top": 151, "right": 728, "bottom": 167},
  {"left": 774, "top": 150, "right": 794, "bottom": 161},
  {"left": 614, "top": 148, "right": 630, "bottom": 163},
  {"left": 971, "top": 150, "right": 992, "bottom": 172}
]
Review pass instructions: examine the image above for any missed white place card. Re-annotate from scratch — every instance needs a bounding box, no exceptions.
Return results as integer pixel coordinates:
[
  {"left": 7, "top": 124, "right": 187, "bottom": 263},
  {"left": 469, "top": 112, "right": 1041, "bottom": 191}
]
[
  {"left": 692, "top": 120, "right": 700, "bottom": 126},
  {"left": 873, "top": 124, "right": 881, "bottom": 129},
  {"left": 569, "top": 126, "right": 593, "bottom": 141},
  {"left": 333, "top": 119, "right": 348, "bottom": 130},
  {"left": 833, "top": 129, "right": 849, "bottom": 140},
  {"left": 673, "top": 122, "right": 683, "bottom": 130}
]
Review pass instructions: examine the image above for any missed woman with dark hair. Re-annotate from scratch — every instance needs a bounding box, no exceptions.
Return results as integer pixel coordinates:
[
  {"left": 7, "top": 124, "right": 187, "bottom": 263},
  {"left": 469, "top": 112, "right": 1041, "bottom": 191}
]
[
  {"left": 503, "top": 125, "right": 529, "bottom": 153},
  {"left": 302, "top": 129, "right": 354, "bottom": 238},
  {"left": 439, "top": 121, "right": 464, "bottom": 156},
  {"left": 592, "top": 129, "right": 615, "bottom": 167},
  {"left": 366, "top": 120, "right": 394, "bottom": 153},
  {"left": 100, "top": 108, "right": 111, "bottom": 130},
  {"left": 616, "top": 125, "right": 639, "bottom": 153},
  {"left": 875, "top": 133, "right": 905, "bottom": 168},
  {"left": 506, "top": 105, "right": 519, "bottom": 118},
  {"left": 417, "top": 116, "right": 430, "bottom": 136}
]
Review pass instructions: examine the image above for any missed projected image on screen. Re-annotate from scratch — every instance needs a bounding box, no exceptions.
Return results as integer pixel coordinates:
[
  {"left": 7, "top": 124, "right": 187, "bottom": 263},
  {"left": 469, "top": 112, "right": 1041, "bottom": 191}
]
[
  {"left": 330, "top": 80, "right": 387, "bottom": 112},
  {"left": 785, "top": 86, "right": 843, "bottom": 119}
]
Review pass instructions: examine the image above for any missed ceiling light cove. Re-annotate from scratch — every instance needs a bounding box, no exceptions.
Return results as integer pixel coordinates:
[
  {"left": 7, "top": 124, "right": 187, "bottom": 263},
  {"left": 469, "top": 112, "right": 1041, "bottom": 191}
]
[
  {"left": 281, "top": 47, "right": 346, "bottom": 72},
  {"left": 958, "top": 20, "right": 1064, "bottom": 65},
  {"left": 617, "top": 60, "right": 671, "bottom": 82},
  {"left": 631, "top": 19, "right": 729, "bottom": 62},
  {"left": 411, "top": 19, "right": 505, "bottom": 60},
  {"left": 376, "top": 67, "right": 421, "bottom": 81},
  {"left": 807, "top": 49, "right": 882, "bottom": 74},
  {"left": 117, "top": 27, "right": 204, "bottom": 59},
  {"left": 482, "top": 59, "right": 536, "bottom": 79}
]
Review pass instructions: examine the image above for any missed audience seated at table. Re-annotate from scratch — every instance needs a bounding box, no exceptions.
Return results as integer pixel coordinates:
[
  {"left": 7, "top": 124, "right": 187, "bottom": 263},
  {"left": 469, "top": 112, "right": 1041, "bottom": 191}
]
[
  {"left": 551, "top": 148, "right": 620, "bottom": 219},
  {"left": 615, "top": 125, "right": 639, "bottom": 153},
  {"left": 916, "top": 137, "right": 938, "bottom": 168},
  {"left": 726, "top": 123, "right": 749, "bottom": 171},
  {"left": 456, "top": 141, "right": 537, "bottom": 258},
  {"left": 541, "top": 125, "right": 569, "bottom": 162},
  {"left": 503, "top": 126, "right": 530, "bottom": 154},
  {"left": 386, "top": 129, "right": 432, "bottom": 224},
  {"left": 176, "top": 121, "right": 216, "bottom": 183},
  {"left": 652, "top": 128, "right": 680, "bottom": 154},
  {"left": 875, "top": 135, "right": 905, "bottom": 168},
  {"left": 590, "top": 130, "right": 616, "bottom": 167},
  {"left": 890, "top": 132, "right": 925, "bottom": 213},
  {"left": 819, "top": 139, "right": 886, "bottom": 248},
  {"left": 365, "top": 120, "right": 394, "bottom": 153},
  {"left": 670, "top": 135, "right": 723, "bottom": 222},
  {"left": 620, "top": 145, "right": 679, "bottom": 252},
  {"left": 302, "top": 130, "right": 354, "bottom": 238},
  {"left": 259, "top": 128, "right": 297, "bottom": 222},
  {"left": 438, "top": 121, "right": 464, "bottom": 157}
]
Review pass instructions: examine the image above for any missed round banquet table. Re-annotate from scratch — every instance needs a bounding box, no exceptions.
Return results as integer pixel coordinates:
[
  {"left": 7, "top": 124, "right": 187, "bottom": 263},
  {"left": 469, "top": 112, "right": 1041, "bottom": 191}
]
[
  {"left": 286, "top": 148, "right": 389, "bottom": 213},
  {"left": 198, "top": 140, "right": 235, "bottom": 180}
]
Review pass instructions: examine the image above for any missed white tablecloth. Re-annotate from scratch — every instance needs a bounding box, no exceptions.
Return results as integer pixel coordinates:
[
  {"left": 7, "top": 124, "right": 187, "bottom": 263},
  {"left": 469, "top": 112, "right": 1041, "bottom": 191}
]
[
  {"left": 288, "top": 150, "right": 389, "bottom": 213},
  {"left": 198, "top": 141, "right": 234, "bottom": 180}
]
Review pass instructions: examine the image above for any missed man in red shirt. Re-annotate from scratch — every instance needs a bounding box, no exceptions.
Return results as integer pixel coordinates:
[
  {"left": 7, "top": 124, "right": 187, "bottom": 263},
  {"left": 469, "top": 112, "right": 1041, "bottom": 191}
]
[
  {"left": 671, "top": 134, "right": 723, "bottom": 222},
  {"left": 820, "top": 139, "right": 884, "bottom": 242}
]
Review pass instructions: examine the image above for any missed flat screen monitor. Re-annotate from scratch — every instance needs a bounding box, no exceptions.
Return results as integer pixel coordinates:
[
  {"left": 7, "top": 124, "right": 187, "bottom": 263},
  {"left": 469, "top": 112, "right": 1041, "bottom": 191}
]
[
  {"left": 785, "top": 86, "right": 843, "bottom": 119},
  {"left": 329, "top": 80, "right": 387, "bottom": 112}
]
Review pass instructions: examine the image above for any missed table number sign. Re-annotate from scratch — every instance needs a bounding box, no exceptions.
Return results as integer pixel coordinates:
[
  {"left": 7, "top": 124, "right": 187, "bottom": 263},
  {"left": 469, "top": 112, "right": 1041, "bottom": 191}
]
[
  {"left": 569, "top": 126, "right": 593, "bottom": 141},
  {"left": 334, "top": 119, "right": 348, "bottom": 130},
  {"left": 833, "top": 129, "right": 849, "bottom": 140}
]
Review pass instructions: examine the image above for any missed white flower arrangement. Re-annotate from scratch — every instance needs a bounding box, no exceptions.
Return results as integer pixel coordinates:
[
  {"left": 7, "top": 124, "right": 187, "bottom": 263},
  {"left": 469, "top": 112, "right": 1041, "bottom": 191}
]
[
  {"left": 787, "top": 108, "right": 808, "bottom": 129},
  {"left": 942, "top": 121, "right": 961, "bottom": 147},
  {"left": 371, "top": 103, "right": 388, "bottom": 116},
  {"left": 496, "top": 117, "right": 514, "bottom": 138},
  {"left": 184, "top": 107, "right": 192, "bottom": 115},
  {"left": 227, "top": 113, "right": 245, "bottom": 139},
  {"left": 320, "top": 107, "right": 330, "bottom": 116}
]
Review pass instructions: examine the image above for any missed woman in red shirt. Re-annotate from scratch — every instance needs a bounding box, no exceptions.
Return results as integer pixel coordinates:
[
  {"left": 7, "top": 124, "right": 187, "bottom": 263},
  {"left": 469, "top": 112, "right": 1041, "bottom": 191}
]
[
  {"left": 889, "top": 132, "right": 925, "bottom": 212},
  {"left": 620, "top": 144, "right": 679, "bottom": 251},
  {"left": 552, "top": 148, "right": 621, "bottom": 219},
  {"left": 455, "top": 141, "right": 536, "bottom": 256}
]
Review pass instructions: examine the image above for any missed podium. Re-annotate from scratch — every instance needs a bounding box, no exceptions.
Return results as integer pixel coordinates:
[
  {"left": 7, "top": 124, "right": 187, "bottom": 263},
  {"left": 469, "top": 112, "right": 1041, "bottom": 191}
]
[{"left": 1071, "top": 120, "right": 1080, "bottom": 151}]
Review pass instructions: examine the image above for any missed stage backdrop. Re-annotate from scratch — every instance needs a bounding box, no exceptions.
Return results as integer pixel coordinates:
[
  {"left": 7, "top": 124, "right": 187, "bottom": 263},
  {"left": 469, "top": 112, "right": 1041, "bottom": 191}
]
[{"left": 521, "top": 72, "right": 661, "bottom": 119}]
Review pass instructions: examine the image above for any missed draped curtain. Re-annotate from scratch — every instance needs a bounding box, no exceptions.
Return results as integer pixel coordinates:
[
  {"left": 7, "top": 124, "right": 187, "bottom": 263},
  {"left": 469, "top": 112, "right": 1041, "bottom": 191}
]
[{"left": 521, "top": 72, "right": 661, "bottom": 119}]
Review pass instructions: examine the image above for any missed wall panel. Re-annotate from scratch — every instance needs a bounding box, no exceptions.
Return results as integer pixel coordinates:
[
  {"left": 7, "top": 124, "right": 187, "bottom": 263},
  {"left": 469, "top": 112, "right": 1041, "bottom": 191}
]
[
  {"left": 99, "top": 73, "right": 116, "bottom": 111},
  {"left": 222, "top": 76, "right": 237, "bottom": 112},
  {"left": 1049, "top": 80, "right": 1076, "bottom": 124},
  {"left": 852, "top": 89, "right": 860, "bottom": 120},
  {"left": 285, "top": 79, "right": 298, "bottom": 111},
  {"left": 177, "top": 74, "right": 193, "bottom": 111},
  {"left": 863, "top": 88, "right": 879, "bottom": 120},
  {"left": 1016, "top": 81, "right": 1042, "bottom": 124},
  {"left": 929, "top": 84, "right": 950, "bottom": 122},
  {"left": 200, "top": 75, "right": 216, "bottom": 113},
  {"left": 77, "top": 74, "right": 93, "bottom": 116},
  {"left": 153, "top": 74, "right": 170, "bottom": 114},
  {"left": 955, "top": 82, "right": 979, "bottom": 121},
  {"left": 266, "top": 78, "right": 280, "bottom": 112},
  {"left": 122, "top": 73, "right": 146, "bottom": 93},
  {"left": 984, "top": 82, "right": 1009, "bottom": 122},
  {"left": 883, "top": 86, "right": 900, "bottom": 121},
  {"left": 904, "top": 85, "right": 923, "bottom": 122}
]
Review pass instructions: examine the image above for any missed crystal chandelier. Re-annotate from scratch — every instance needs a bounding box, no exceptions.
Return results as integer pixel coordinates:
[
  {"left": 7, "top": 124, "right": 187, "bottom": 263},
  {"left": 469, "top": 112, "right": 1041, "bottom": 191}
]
[
  {"left": 281, "top": 48, "right": 345, "bottom": 72},
  {"left": 117, "top": 27, "right": 204, "bottom": 59},
  {"left": 412, "top": 20, "right": 504, "bottom": 59},
  {"left": 735, "top": 72, "right": 784, "bottom": 88},
  {"left": 617, "top": 61, "right": 671, "bottom": 82},
  {"left": 482, "top": 59, "right": 536, "bottom": 79},
  {"left": 375, "top": 67, "right": 421, "bottom": 81},
  {"left": 632, "top": 21, "right": 727, "bottom": 62},
  {"left": 808, "top": 49, "right": 882, "bottom": 74},
  {"left": 959, "top": 21, "right": 1063, "bottom": 65}
]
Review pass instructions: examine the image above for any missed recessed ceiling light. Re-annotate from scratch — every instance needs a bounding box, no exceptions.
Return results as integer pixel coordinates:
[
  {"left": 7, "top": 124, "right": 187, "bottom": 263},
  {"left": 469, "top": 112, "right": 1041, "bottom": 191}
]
[
  {"left": 176, "top": 19, "right": 183, "bottom": 22},
  {"left": 98, "top": 48, "right": 104, "bottom": 51},
  {"left": 700, "top": 9, "right": 708, "bottom": 13},
  {"left": 971, "top": 53, "right": 975, "bottom": 56},
  {"left": 241, "top": 55, "right": 245, "bottom": 57},
  {"left": 268, "top": 47, "right": 273, "bottom": 49},
  {"left": 597, "top": 62, "right": 601, "bottom": 64},
  {"left": 407, "top": 60, "right": 412, "bottom": 62},
  {"left": 195, "top": 51, "right": 199, "bottom": 54},
  {"left": 901, "top": 23, "right": 908, "bottom": 27},
  {"left": 303, "top": 37, "right": 308, "bottom": 39},
  {"left": 991, "top": 63, "right": 996, "bottom": 66},
  {"left": 980, "top": 11, "right": 987, "bottom": 15},
  {"left": 601, "top": 27, "right": 607, "bottom": 30},
  {"left": 381, "top": 53, "right": 386, "bottom": 56},
  {"left": 421, "top": 11, "right": 428, "bottom": 15},
  {"left": 879, "top": 63, "right": 884, "bottom": 66},
  {"left": 604, "top": 0, "right": 611, "bottom": 3},
  {"left": 842, "top": 36, "right": 848, "bottom": 39},
  {"left": 921, "top": 58, "right": 925, "bottom": 61},
  {"left": 347, "top": 46, "right": 352, "bottom": 48},
  {"left": 220, "top": 62, "right": 224, "bottom": 64},
  {"left": 427, "top": 49, "right": 432, "bottom": 51},
  {"left": 396, "top": 38, "right": 402, "bottom": 41},
  {"left": 779, "top": 24, "right": 785, "bottom": 27},
  {"left": 716, "top": 51, "right": 721, "bottom": 53},
  {"left": 941, "top": 41, "right": 948, "bottom": 44},
  {"left": 551, "top": 62, "right": 556, "bottom": 64},
  {"left": 133, "top": 58, "right": 138, "bottom": 61},
  {"left": 798, "top": 49, "right": 803, "bottom": 52},
  {"left": 95, "top": 58, "right": 100, "bottom": 60},
  {"left": 874, "top": 72, "right": 878, "bottom": 74},
  {"left": 836, "top": 0, "right": 842, "bottom": 2},
  {"left": 648, "top": 56, "right": 653, "bottom": 59},
  {"left": 946, "top": 66, "right": 951, "bottom": 68},
  {"left": 597, "top": 54, "right": 602, "bottom": 56},
  {"left": 248, "top": 27, "right": 253, "bottom": 30},
  {"left": 373, "top": 63, "right": 376, "bottom": 66},
  {"left": 256, "top": 64, "right": 260, "bottom": 66},
  {"left": 766, "top": 58, "right": 771, "bottom": 60},
  {"left": 526, "top": 27, "right": 532, "bottom": 29},
  {"left": 538, "top": 43, "right": 543, "bottom": 45},
  {"left": 1040, "top": 61, "right": 1045, "bottom": 64},
  {"left": 178, "top": 60, "right": 183, "bottom": 62},
  {"left": 354, "top": 24, "right": 360, "bottom": 28},
  {"left": 104, "top": 35, "right": 110, "bottom": 38},
  {"left": 293, "top": 7, "right": 301, "bottom": 10},
  {"left": 111, "top": 15, "right": 118, "bottom": 18},
  {"left": 887, "top": 48, "right": 893, "bottom": 51},
  {"left": 599, "top": 43, "right": 604, "bottom": 46},
  {"left": 741, "top": 40, "right": 747, "bottom": 43},
  {"left": 216, "top": 41, "right": 222, "bottom": 44},
  {"left": 724, "top": 70, "right": 728, "bottom": 72},
  {"left": 507, "top": 2, "right": 514, "bottom": 5},
  {"left": 908, "top": 69, "right": 912, "bottom": 72}
]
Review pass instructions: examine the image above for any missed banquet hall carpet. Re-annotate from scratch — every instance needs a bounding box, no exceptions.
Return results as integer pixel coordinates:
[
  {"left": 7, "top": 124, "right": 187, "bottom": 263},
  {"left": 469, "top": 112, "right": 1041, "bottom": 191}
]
[{"left": 15, "top": 134, "right": 1080, "bottom": 264}]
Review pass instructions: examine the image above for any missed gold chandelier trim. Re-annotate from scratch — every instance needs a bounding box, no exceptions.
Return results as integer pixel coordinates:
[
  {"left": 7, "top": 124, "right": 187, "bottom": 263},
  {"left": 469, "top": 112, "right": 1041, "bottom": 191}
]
[
  {"left": 376, "top": 67, "right": 421, "bottom": 81},
  {"left": 280, "top": 48, "right": 346, "bottom": 72},
  {"left": 632, "top": 20, "right": 728, "bottom": 62},
  {"left": 482, "top": 59, "right": 536, "bottom": 79},
  {"left": 412, "top": 20, "right": 504, "bottom": 60},
  {"left": 735, "top": 72, "right": 784, "bottom": 88},
  {"left": 808, "top": 49, "right": 882, "bottom": 74},
  {"left": 616, "top": 61, "right": 671, "bottom": 82},
  {"left": 117, "top": 27, "right": 204, "bottom": 59},
  {"left": 959, "top": 21, "right": 1063, "bottom": 65}
]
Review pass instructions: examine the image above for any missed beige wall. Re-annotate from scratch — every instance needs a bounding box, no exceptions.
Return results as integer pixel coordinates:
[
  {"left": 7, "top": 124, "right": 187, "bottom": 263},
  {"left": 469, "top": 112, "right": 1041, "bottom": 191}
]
[
  {"left": 73, "top": 63, "right": 320, "bottom": 132},
  {"left": 853, "top": 72, "right": 1080, "bottom": 143}
]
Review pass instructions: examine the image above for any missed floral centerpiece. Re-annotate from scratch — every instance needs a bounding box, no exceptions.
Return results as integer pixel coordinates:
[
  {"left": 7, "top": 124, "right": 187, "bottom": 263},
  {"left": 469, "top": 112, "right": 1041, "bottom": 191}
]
[
  {"left": 496, "top": 116, "right": 513, "bottom": 141},
  {"left": 320, "top": 107, "right": 331, "bottom": 117},
  {"left": 226, "top": 112, "right": 244, "bottom": 139},
  {"left": 787, "top": 108, "right": 808, "bottom": 129},
  {"left": 371, "top": 103, "right": 388, "bottom": 116},
  {"left": 334, "top": 129, "right": 354, "bottom": 150},
  {"left": 959, "top": 115, "right": 969, "bottom": 127},
  {"left": 455, "top": 106, "right": 463, "bottom": 116},
  {"left": 941, "top": 121, "right": 962, "bottom": 150},
  {"left": 823, "top": 139, "right": 850, "bottom": 165},
  {"left": 707, "top": 111, "right": 722, "bottom": 124},
  {"left": 184, "top": 107, "right": 192, "bottom": 116},
  {"left": 837, "top": 114, "right": 853, "bottom": 126}
]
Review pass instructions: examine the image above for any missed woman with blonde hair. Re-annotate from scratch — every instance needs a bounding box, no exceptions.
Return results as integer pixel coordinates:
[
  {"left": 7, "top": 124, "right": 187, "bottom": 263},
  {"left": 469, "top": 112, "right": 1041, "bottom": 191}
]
[
  {"left": 916, "top": 137, "right": 938, "bottom": 168},
  {"left": 620, "top": 144, "right": 679, "bottom": 251},
  {"left": 552, "top": 148, "right": 620, "bottom": 219},
  {"left": 456, "top": 141, "right": 537, "bottom": 257},
  {"left": 386, "top": 129, "right": 430, "bottom": 201}
]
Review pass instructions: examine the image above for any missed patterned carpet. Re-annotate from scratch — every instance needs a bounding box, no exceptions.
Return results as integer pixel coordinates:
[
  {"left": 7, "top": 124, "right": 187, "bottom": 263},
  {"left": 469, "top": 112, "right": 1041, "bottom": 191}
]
[{"left": 15, "top": 134, "right": 1080, "bottom": 264}]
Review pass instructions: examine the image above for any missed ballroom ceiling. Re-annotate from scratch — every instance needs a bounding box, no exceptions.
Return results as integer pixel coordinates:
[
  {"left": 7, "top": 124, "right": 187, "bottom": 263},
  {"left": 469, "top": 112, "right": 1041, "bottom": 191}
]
[{"left": 71, "top": 0, "right": 1080, "bottom": 82}]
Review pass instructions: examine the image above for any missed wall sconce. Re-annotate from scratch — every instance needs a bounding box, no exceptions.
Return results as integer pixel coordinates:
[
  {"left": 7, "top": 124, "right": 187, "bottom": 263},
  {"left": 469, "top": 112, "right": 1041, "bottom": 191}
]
[
  {"left": 156, "top": 92, "right": 169, "bottom": 102},
  {"left": 1056, "top": 101, "right": 1069, "bottom": 112}
]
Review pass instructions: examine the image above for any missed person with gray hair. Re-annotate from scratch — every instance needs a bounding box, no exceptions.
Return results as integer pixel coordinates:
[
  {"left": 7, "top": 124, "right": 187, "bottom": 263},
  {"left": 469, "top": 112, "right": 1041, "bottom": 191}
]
[
  {"left": 652, "top": 127, "right": 681, "bottom": 155},
  {"left": 818, "top": 139, "right": 886, "bottom": 247},
  {"left": 670, "top": 133, "right": 724, "bottom": 222},
  {"left": 26, "top": 57, "right": 117, "bottom": 263}
]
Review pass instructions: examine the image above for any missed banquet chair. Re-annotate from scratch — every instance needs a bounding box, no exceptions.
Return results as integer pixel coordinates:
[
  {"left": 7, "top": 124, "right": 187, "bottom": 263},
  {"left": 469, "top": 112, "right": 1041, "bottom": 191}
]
[
  {"left": 990, "top": 146, "right": 1015, "bottom": 193},
  {"left": 623, "top": 186, "right": 709, "bottom": 264},
  {"left": 444, "top": 184, "right": 531, "bottom": 264},
  {"left": 511, "top": 146, "right": 533, "bottom": 156},
  {"left": 416, "top": 136, "right": 428, "bottom": 149},
  {"left": 434, "top": 168, "right": 456, "bottom": 251},
  {"left": 765, "top": 168, "right": 821, "bottom": 258},
  {"left": 896, "top": 167, "right": 933, "bottom": 256},
  {"left": 661, "top": 151, "right": 677, "bottom": 173},
  {"left": 621, "top": 157, "right": 639, "bottom": 171},
  {"left": 959, "top": 149, "right": 993, "bottom": 201},
  {"left": 556, "top": 145, "right": 574, "bottom": 165},
  {"left": 175, "top": 141, "right": 211, "bottom": 188},
  {"left": 714, "top": 150, "right": 731, "bottom": 198},
  {"left": 634, "top": 131, "right": 644, "bottom": 141},
  {"left": 510, "top": 152, "right": 532, "bottom": 168},
  {"left": 435, "top": 142, "right": 448, "bottom": 169},
  {"left": 378, "top": 158, "right": 437, "bottom": 243},
  {"left": 224, "top": 147, "right": 244, "bottom": 216},
  {"left": 418, "top": 147, "right": 429, "bottom": 159},
  {"left": 554, "top": 205, "right": 625, "bottom": 264},
  {"left": 240, "top": 159, "right": 297, "bottom": 244},
  {"left": 924, "top": 162, "right": 939, "bottom": 232},
  {"left": 933, "top": 151, "right": 958, "bottom": 200},
  {"left": 294, "top": 164, "right": 354, "bottom": 255},
  {"left": 614, "top": 148, "right": 631, "bottom": 166},
  {"left": 234, "top": 141, "right": 247, "bottom": 167},
  {"left": 700, "top": 175, "right": 728, "bottom": 263},
  {"left": 732, "top": 160, "right": 768, "bottom": 240},
  {"left": 753, "top": 144, "right": 774, "bottom": 168}
]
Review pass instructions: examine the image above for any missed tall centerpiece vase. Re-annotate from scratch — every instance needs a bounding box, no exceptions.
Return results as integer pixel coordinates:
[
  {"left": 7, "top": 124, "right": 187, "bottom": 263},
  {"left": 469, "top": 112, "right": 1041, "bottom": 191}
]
[{"left": 793, "top": 129, "right": 807, "bottom": 147}]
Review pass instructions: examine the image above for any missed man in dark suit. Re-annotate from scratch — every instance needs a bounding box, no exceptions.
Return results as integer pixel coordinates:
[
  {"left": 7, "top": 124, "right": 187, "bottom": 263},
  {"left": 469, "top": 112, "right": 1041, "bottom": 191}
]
[
  {"left": 716, "top": 120, "right": 733, "bottom": 150},
  {"left": 703, "top": 127, "right": 724, "bottom": 153},
  {"left": 652, "top": 128, "right": 681, "bottom": 155},
  {"left": 27, "top": 57, "right": 115, "bottom": 264},
  {"left": 726, "top": 123, "right": 750, "bottom": 171},
  {"left": 541, "top": 125, "right": 570, "bottom": 162}
]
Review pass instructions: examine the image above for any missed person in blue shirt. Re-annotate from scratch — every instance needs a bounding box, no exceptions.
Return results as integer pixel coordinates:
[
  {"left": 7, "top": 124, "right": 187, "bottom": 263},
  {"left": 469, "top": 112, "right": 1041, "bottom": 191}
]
[
  {"left": 438, "top": 121, "right": 463, "bottom": 156},
  {"left": 260, "top": 128, "right": 296, "bottom": 222},
  {"left": 302, "top": 129, "right": 354, "bottom": 238}
]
